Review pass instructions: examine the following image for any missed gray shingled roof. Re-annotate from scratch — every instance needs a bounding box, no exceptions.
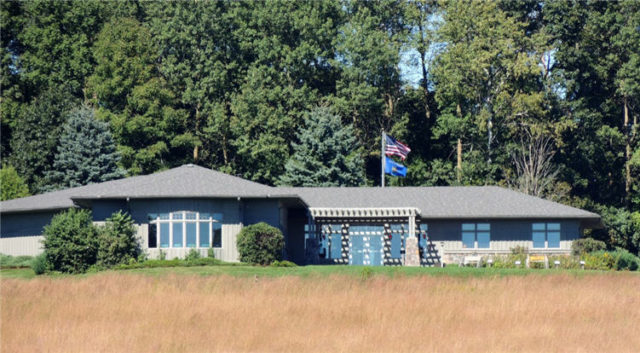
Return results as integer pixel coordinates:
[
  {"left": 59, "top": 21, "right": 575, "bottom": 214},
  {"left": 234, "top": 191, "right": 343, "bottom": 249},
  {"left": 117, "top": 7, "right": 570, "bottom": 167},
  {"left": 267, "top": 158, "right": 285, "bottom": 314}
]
[
  {"left": 275, "top": 186, "right": 600, "bottom": 220},
  {"left": 1, "top": 165, "right": 600, "bottom": 222},
  {"left": 0, "top": 164, "right": 281, "bottom": 213}
]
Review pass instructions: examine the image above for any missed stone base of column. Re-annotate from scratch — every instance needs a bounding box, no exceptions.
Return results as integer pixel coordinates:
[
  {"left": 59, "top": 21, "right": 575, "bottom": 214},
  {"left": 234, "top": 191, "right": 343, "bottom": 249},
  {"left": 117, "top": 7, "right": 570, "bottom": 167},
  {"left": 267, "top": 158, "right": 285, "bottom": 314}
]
[{"left": 404, "top": 237, "right": 420, "bottom": 267}]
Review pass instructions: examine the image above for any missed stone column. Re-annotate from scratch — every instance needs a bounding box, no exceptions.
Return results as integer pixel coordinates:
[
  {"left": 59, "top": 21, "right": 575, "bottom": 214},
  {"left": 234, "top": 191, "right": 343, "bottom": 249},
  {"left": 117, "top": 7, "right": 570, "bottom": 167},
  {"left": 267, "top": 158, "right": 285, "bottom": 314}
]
[{"left": 405, "top": 214, "right": 420, "bottom": 266}]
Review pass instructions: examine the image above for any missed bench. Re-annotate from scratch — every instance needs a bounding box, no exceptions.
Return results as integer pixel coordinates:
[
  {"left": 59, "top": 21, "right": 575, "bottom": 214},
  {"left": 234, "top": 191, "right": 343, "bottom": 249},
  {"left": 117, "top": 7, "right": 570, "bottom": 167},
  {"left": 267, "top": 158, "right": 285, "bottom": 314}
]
[{"left": 462, "top": 255, "right": 482, "bottom": 267}]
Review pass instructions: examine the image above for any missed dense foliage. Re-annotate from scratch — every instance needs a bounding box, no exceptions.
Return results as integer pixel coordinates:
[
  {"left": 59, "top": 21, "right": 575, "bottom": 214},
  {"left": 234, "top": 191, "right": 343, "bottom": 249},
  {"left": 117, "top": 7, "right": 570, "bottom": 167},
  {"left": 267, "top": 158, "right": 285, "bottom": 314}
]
[
  {"left": 44, "top": 106, "right": 125, "bottom": 191},
  {"left": 42, "top": 208, "right": 99, "bottom": 274},
  {"left": 96, "top": 211, "right": 140, "bottom": 268},
  {"left": 236, "top": 222, "right": 285, "bottom": 265},
  {"left": 279, "top": 107, "right": 365, "bottom": 186},
  {"left": 0, "top": 165, "right": 30, "bottom": 200},
  {"left": 41, "top": 209, "right": 141, "bottom": 273},
  {"left": 1, "top": 1, "right": 638, "bottom": 253}
]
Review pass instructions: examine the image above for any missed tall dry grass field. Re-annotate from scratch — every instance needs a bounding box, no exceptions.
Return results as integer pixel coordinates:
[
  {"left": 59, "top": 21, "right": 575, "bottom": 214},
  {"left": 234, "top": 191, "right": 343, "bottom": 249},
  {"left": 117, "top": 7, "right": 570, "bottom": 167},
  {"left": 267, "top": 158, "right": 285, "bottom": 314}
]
[{"left": 2, "top": 273, "right": 639, "bottom": 352}]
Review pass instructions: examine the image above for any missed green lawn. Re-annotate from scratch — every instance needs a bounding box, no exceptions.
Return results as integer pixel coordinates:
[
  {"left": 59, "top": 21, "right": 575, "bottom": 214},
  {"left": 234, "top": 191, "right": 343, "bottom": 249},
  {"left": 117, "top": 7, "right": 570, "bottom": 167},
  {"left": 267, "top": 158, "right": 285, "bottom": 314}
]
[{"left": 3, "top": 264, "right": 633, "bottom": 280}]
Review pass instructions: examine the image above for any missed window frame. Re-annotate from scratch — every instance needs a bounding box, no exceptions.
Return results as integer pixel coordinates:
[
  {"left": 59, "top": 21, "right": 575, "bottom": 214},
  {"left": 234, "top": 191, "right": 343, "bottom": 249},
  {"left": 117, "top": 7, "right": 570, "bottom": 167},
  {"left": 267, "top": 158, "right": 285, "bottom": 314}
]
[
  {"left": 148, "top": 211, "right": 222, "bottom": 249},
  {"left": 531, "top": 222, "right": 561, "bottom": 249},
  {"left": 461, "top": 223, "right": 491, "bottom": 249}
]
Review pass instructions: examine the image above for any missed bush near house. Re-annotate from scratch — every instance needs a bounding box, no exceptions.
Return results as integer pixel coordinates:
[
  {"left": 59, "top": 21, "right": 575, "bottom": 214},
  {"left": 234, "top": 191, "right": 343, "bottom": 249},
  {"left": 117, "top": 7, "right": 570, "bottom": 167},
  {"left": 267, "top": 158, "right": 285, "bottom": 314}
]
[
  {"left": 43, "top": 208, "right": 99, "bottom": 274},
  {"left": 97, "top": 211, "right": 140, "bottom": 268},
  {"left": 0, "top": 254, "right": 34, "bottom": 268},
  {"left": 571, "top": 238, "right": 607, "bottom": 256},
  {"left": 40, "top": 208, "right": 142, "bottom": 274},
  {"left": 236, "top": 222, "right": 284, "bottom": 265}
]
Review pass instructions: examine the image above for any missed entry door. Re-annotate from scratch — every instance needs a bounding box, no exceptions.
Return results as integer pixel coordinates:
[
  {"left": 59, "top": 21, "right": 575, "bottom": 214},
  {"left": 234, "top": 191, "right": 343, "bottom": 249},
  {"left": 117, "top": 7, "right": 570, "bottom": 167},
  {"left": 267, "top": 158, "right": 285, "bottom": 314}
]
[{"left": 348, "top": 225, "right": 384, "bottom": 266}]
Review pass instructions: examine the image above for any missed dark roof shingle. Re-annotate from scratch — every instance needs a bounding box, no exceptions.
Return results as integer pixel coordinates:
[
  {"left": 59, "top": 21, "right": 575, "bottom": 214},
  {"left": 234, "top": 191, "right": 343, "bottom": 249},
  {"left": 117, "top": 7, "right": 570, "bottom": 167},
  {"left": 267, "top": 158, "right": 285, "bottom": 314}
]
[{"left": 1, "top": 165, "right": 600, "bottom": 222}]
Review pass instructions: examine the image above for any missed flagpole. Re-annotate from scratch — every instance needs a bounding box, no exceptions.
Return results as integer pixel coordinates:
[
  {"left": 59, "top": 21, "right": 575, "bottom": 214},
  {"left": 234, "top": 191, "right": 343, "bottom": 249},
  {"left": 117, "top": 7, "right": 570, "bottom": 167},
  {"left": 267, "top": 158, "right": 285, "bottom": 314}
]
[{"left": 381, "top": 130, "right": 385, "bottom": 188}]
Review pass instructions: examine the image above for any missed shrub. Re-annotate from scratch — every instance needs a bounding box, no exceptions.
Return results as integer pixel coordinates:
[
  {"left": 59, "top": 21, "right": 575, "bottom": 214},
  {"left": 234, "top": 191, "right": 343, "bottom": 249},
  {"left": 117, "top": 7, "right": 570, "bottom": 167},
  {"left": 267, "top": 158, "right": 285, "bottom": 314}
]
[
  {"left": 583, "top": 251, "right": 616, "bottom": 270},
  {"left": 236, "top": 222, "right": 284, "bottom": 265},
  {"left": 270, "top": 260, "right": 297, "bottom": 267},
  {"left": 43, "top": 208, "right": 99, "bottom": 273},
  {"left": 511, "top": 245, "right": 528, "bottom": 255},
  {"left": 185, "top": 249, "right": 201, "bottom": 261},
  {"left": 610, "top": 250, "right": 639, "bottom": 271},
  {"left": 571, "top": 238, "right": 606, "bottom": 256},
  {"left": 31, "top": 253, "right": 48, "bottom": 275},
  {"left": 0, "top": 254, "right": 34, "bottom": 268},
  {"left": 97, "top": 211, "right": 140, "bottom": 268},
  {"left": 492, "top": 253, "right": 527, "bottom": 269},
  {"left": 207, "top": 247, "right": 215, "bottom": 258},
  {"left": 548, "top": 255, "right": 581, "bottom": 269}
]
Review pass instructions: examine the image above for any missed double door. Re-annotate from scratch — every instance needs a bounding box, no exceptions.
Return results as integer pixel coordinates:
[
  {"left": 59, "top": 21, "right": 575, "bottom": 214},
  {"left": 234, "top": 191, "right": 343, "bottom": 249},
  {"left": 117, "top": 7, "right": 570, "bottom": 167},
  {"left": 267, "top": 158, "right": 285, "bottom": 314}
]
[{"left": 348, "top": 225, "right": 384, "bottom": 266}]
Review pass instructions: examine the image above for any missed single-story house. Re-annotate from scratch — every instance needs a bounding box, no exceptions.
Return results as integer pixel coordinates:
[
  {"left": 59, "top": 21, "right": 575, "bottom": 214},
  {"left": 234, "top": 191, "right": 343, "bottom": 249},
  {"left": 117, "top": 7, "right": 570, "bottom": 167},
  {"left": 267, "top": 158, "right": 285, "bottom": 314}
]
[{"left": 0, "top": 164, "right": 601, "bottom": 266}]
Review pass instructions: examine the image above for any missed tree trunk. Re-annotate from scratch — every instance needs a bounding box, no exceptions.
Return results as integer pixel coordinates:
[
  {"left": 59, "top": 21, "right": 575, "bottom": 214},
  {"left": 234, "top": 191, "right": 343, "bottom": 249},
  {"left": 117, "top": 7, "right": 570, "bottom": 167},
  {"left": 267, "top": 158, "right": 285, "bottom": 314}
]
[
  {"left": 624, "top": 98, "right": 630, "bottom": 201},
  {"left": 194, "top": 105, "right": 201, "bottom": 162},
  {"left": 456, "top": 103, "right": 463, "bottom": 182},
  {"left": 457, "top": 138, "right": 462, "bottom": 182}
]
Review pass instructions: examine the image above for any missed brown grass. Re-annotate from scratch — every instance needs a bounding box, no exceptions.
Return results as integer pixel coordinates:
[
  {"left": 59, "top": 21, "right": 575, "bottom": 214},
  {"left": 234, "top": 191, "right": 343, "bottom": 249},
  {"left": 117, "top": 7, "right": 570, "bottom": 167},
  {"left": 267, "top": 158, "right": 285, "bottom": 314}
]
[{"left": 2, "top": 273, "right": 639, "bottom": 353}]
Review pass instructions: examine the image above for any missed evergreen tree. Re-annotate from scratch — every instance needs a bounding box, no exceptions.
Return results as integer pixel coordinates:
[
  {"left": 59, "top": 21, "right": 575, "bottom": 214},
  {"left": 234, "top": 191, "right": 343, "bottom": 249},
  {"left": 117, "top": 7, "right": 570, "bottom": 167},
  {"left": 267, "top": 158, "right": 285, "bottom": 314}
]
[
  {"left": 279, "top": 107, "right": 365, "bottom": 187},
  {"left": 0, "top": 165, "right": 30, "bottom": 201},
  {"left": 9, "top": 87, "right": 77, "bottom": 192},
  {"left": 44, "top": 106, "right": 125, "bottom": 190}
]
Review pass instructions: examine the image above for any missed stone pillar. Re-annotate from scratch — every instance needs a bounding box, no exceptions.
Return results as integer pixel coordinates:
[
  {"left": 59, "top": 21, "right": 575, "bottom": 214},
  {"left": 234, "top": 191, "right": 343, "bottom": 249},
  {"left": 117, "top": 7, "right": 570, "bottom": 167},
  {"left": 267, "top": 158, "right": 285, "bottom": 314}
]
[{"left": 405, "top": 215, "right": 420, "bottom": 266}]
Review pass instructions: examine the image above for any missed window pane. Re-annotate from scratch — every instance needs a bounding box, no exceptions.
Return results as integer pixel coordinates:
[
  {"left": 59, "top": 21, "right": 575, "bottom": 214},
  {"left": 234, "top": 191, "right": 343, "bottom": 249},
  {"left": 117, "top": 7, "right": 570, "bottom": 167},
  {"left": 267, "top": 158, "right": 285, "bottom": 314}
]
[
  {"left": 173, "top": 223, "right": 183, "bottom": 247},
  {"left": 160, "top": 223, "right": 170, "bottom": 248},
  {"left": 159, "top": 213, "right": 170, "bottom": 220},
  {"left": 186, "top": 223, "right": 197, "bottom": 248},
  {"left": 532, "top": 223, "right": 545, "bottom": 231},
  {"left": 477, "top": 232, "right": 490, "bottom": 248},
  {"left": 532, "top": 231, "right": 545, "bottom": 248},
  {"left": 148, "top": 224, "right": 157, "bottom": 248},
  {"left": 390, "top": 231, "right": 402, "bottom": 258},
  {"left": 462, "top": 223, "right": 475, "bottom": 231},
  {"left": 186, "top": 212, "right": 197, "bottom": 220},
  {"left": 199, "top": 223, "right": 210, "bottom": 247},
  {"left": 213, "top": 213, "right": 223, "bottom": 221},
  {"left": 547, "top": 232, "right": 560, "bottom": 248},
  {"left": 173, "top": 213, "right": 183, "bottom": 220},
  {"left": 477, "top": 223, "right": 490, "bottom": 231},
  {"left": 462, "top": 232, "right": 475, "bottom": 248},
  {"left": 330, "top": 233, "right": 342, "bottom": 259},
  {"left": 200, "top": 213, "right": 211, "bottom": 220},
  {"left": 148, "top": 213, "right": 158, "bottom": 221},
  {"left": 547, "top": 223, "right": 561, "bottom": 231},
  {"left": 213, "top": 224, "right": 222, "bottom": 247}
]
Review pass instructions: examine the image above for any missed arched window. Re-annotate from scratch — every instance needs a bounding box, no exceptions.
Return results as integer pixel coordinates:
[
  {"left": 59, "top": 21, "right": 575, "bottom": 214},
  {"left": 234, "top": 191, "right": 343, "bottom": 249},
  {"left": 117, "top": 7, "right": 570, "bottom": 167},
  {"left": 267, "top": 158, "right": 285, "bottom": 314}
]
[{"left": 147, "top": 212, "right": 222, "bottom": 249}]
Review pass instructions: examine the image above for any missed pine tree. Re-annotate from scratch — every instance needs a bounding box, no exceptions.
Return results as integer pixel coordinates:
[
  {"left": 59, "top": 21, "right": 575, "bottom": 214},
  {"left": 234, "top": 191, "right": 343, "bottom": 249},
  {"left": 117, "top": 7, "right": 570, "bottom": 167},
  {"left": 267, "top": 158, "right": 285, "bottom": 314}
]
[
  {"left": 278, "top": 107, "right": 365, "bottom": 187},
  {"left": 44, "top": 106, "right": 125, "bottom": 191},
  {"left": 9, "top": 87, "right": 77, "bottom": 192},
  {"left": 0, "top": 164, "right": 30, "bottom": 201}
]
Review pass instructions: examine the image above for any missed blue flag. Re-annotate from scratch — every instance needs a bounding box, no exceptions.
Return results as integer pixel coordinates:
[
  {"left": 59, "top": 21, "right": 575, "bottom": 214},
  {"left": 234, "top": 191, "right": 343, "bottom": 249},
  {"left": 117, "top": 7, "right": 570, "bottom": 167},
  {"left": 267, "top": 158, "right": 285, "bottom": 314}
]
[{"left": 384, "top": 156, "right": 407, "bottom": 177}]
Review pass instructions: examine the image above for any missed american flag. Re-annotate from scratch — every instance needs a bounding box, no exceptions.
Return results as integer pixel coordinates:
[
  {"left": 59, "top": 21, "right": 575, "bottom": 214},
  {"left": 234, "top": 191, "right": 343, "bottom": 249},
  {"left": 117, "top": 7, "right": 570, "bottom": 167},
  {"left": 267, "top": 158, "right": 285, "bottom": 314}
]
[{"left": 385, "top": 135, "right": 411, "bottom": 160}]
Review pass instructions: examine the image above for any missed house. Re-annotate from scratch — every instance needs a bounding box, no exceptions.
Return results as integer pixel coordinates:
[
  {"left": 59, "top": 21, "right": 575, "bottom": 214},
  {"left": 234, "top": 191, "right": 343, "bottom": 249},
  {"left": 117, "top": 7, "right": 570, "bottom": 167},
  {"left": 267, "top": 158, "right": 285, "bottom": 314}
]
[{"left": 0, "top": 164, "right": 601, "bottom": 266}]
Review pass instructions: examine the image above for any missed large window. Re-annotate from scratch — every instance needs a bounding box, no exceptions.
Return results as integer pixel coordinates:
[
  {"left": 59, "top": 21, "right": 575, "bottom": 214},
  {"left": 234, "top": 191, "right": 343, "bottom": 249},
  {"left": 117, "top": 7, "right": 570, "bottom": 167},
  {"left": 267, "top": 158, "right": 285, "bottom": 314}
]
[
  {"left": 461, "top": 223, "right": 490, "bottom": 248},
  {"left": 148, "top": 211, "right": 222, "bottom": 249},
  {"left": 532, "top": 223, "right": 560, "bottom": 248}
]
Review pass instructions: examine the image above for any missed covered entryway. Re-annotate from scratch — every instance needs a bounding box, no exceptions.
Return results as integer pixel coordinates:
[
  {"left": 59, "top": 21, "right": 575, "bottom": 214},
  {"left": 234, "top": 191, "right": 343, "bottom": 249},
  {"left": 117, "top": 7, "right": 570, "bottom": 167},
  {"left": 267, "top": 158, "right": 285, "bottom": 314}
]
[{"left": 306, "top": 207, "right": 422, "bottom": 266}]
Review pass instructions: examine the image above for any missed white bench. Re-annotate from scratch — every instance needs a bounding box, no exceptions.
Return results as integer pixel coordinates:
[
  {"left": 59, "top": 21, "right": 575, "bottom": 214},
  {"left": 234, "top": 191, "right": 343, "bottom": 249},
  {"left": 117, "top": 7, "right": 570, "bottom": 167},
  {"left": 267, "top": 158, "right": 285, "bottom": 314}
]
[{"left": 462, "top": 255, "right": 482, "bottom": 267}]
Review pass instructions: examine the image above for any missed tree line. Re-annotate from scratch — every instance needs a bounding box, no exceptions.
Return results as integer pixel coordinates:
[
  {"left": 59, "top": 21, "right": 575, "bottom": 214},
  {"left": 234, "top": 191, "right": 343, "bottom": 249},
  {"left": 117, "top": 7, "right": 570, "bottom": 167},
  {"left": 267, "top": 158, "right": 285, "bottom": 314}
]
[{"left": 1, "top": 0, "right": 638, "bottom": 254}]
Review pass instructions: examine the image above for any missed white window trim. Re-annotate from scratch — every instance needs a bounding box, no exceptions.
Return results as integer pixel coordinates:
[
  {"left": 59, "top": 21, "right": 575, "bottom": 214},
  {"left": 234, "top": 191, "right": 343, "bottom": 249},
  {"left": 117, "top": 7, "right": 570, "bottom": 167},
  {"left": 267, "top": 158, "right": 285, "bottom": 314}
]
[{"left": 149, "top": 211, "right": 221, "bottom": 249}]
